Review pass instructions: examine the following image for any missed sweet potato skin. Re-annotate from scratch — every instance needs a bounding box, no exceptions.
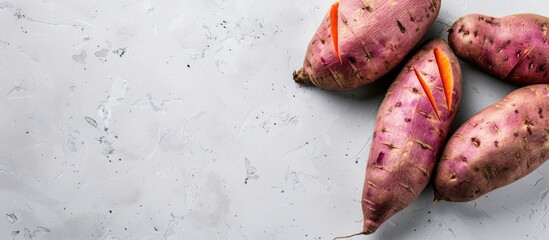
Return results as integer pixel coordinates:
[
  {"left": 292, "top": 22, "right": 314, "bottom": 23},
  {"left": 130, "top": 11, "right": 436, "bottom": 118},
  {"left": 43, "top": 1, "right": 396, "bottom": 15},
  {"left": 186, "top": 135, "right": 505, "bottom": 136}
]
[
  {"left": 361, "top": 38, "right": 462, "bottom": 233},
  {"left": 448, "top": 13, "right": 549, "bottom": 85},
  {"left": 434, "top": 85, "right": 549, "bottom": 202},
  {"left": 293, "top": 0, "right": 441, "bottom": 90}
]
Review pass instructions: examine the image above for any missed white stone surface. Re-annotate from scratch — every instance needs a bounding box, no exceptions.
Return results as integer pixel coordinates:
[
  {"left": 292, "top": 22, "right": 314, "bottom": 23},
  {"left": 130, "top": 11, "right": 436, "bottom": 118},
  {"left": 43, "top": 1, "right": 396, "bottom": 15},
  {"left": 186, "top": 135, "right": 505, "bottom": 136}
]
[{"left": 0, "top": 0, "right": 548, "bottom": 239}]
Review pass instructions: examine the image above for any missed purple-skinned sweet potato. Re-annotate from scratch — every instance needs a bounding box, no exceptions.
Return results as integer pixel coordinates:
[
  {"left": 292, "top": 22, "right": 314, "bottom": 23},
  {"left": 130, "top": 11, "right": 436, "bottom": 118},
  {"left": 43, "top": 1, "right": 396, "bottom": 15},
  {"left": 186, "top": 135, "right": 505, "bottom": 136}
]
[
  {"left": 293, "top": 0, "right": 441, "bottom": 90},
  {"left": 359, "top": 37, "right": 462, "bottom": 234},
  {"left": 434, "top": 84, "right": 549, "bottom": 202},
  {"left": 448, "top": 13, "right": 549, "bottom": 85}
]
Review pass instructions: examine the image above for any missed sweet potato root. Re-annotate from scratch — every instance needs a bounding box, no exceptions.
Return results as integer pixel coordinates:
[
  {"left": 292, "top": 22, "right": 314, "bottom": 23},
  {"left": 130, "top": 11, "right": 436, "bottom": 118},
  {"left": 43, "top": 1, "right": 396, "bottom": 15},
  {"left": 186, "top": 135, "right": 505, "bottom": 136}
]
[
  {"left": 293, "top": 0, "right": 441, "bottom": 90},
  {"left": 448, "top": 13, "right": 549, "bottom": 85},
  {"left": 434, "top": 84, "right": 549, "bottom": 202},
  {"left": 359, "top": 38, "right": 462, "bottom": 234}
]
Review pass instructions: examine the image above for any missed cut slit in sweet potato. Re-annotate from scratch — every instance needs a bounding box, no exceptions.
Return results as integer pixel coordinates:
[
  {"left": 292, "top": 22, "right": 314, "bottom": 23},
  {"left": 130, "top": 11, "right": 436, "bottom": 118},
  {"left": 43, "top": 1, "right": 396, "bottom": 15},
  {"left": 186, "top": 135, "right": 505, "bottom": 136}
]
[
  {"left": 330, "top": 1, "right": 341, "bottom": 63},
  {"left": 504, "top": 45, "right": 535, "bottom": 79},
  {"left": 434, "top": 48, "right": 454, "bottom": 110},
  {"left": 414, "top": 67, "right": 441, "bottom": 121}
]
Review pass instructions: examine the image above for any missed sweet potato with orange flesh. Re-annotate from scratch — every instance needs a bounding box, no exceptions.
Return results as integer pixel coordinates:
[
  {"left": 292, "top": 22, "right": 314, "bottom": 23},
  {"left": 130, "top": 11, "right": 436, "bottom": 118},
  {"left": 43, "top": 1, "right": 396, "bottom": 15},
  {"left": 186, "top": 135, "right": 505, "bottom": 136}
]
[
  {"left": 359, "top": 38, "right": 462, "bottom": 234},
  {"left": 293, "top": 0, "right": 441, "bottom": 90},
  {"left": 448, "top": 13, "right": 549, "bottom": 85},
  {"left": 434, "top": 84, "right": 549, "bottom": 202}
]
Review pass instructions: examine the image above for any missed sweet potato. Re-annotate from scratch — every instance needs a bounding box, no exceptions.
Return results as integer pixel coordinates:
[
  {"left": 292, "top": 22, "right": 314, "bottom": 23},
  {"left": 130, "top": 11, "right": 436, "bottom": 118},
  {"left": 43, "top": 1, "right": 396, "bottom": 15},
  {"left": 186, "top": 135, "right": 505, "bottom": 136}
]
[
  {"left": 357, "top": 38, "right": 462, "bottom": 235},
  {"left": 434, "top": 84, "right": 549, "bottom": 202},
  {"left": 448, "top": 13, "right": 549, "bottom": 85},
  {"left": 293, "top": 0, "right": 441, "bottom": 90}
]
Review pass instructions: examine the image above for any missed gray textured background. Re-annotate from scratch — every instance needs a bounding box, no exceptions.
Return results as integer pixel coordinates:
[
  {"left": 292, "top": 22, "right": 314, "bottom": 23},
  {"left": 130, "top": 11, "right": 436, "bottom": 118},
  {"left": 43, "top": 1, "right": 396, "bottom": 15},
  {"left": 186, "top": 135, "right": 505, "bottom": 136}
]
[{"left": 0, "top": 0, "right": 548, "bottom": 239}]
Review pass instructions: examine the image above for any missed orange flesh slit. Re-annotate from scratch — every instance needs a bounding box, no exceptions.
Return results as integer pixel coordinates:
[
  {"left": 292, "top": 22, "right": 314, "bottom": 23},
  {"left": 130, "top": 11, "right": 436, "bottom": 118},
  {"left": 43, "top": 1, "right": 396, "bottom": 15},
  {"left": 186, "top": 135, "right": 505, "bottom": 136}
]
[
  {"left": 330, "top": 2, "right": 341, "bottom": 63},
  {"left": 433, "top": 48, "right": 454, "bottom": 110},
  {"left": 414, "top": 67, "right": 441, "bottom": 121}
]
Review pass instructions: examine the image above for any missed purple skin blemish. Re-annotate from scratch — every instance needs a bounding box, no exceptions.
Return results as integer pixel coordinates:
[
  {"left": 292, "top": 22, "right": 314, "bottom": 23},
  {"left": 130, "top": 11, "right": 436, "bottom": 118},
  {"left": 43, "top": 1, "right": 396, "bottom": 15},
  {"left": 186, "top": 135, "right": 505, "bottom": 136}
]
[
  {"left": 376, "top": 152, "right": 386, "bottom": 165},
  {"left": 320, "top": 57, "right": 326, "bottom": 64}
]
